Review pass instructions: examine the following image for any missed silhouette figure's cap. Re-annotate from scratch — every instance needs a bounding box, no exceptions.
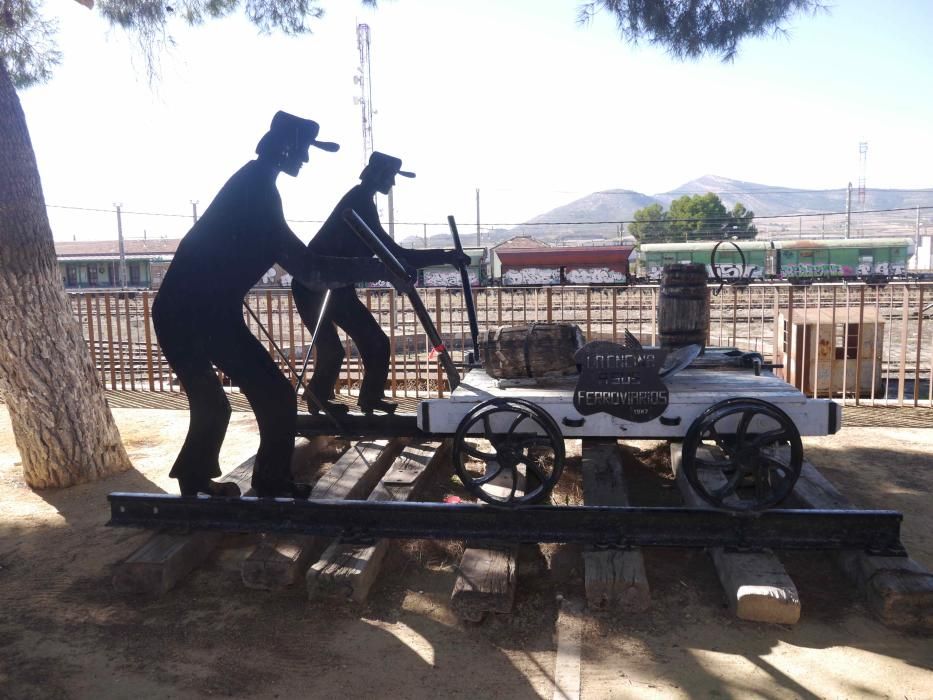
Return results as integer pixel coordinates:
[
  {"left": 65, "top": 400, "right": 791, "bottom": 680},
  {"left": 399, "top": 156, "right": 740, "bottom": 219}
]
[
  {"left": 360, "top": 151, "right": 415, "bottom": 181},
  {"left": 270, "top": 111, "right": 340, "bottom": 152}
]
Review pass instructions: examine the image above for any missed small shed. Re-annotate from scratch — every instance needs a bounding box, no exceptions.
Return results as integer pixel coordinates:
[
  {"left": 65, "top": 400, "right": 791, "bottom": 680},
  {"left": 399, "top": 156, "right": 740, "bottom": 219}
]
[
  {"left": 775, "top": 307, "right": 883, "bottom": 397},
  {"left": 55, "top": 238, "right": 180, "bottom": 289}
]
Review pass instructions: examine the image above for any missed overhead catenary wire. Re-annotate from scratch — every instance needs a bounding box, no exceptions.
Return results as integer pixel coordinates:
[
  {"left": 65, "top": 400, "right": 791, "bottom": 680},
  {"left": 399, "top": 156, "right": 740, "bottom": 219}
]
[{"left": 45, "top": 202, "right": 933, "bottom": 229}]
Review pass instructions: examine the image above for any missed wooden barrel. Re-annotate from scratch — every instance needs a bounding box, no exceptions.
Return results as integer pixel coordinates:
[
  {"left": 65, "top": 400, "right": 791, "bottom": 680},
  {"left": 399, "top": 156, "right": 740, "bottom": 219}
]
[
  {"left": 482, "top": 323, "right": 585, "bottom": 379},
  {"left": 658, "top": 263, "right": 710, "bottom": 352}
]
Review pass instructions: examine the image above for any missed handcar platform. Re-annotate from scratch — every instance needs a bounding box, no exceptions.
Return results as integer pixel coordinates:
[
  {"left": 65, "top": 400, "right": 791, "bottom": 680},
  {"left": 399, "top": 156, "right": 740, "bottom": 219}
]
[{"left": 418, "top": 367, "right": 841, "bottom": 438}]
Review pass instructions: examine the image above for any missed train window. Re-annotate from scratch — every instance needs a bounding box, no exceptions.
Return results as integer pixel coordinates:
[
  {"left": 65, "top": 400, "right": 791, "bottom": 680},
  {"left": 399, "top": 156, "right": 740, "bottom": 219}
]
[{"left": 834, "top": 323, "right": 859, "bottom": 360}]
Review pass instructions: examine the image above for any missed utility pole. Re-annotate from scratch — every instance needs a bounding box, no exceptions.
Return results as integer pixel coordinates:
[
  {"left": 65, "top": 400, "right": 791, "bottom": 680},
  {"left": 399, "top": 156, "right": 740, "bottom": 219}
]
[
  {"left": 916, "top": 206, "right": 921, "bottom": 246},
  {"left": 845, "top": 182, "right": 852, "bottom": 239},
  {"left": 917, "top": 206, "right": 922, "bottom": 269},
  {"left": 355, "top": 22, "right": 391, "bottom": 240},
  {"left": 387, "top": 189, "right": 395, "bottom": 240},
  {"left": 858, "top": 142, "right": 868, "bottom": 207},
  {"left": 191, "top": 200, "right": 199, "bottom": 224},
  {"left": 355, "top": 23, "right": 374, "bottom": 164},
  {"left": 423, "top": 223, "right": 428, "bottom": 248},
  {"left": 114, "top": 203, "right": 127, "bottom": 288},
  {"left": 475, "top": 188, "right": 481, "bottom": 247}
]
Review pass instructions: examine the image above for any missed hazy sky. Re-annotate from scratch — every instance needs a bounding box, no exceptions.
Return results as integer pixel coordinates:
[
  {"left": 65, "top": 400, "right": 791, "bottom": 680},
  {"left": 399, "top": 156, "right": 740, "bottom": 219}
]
[{"left": 18, "top": 0, "right": 933, "bottom": 243}]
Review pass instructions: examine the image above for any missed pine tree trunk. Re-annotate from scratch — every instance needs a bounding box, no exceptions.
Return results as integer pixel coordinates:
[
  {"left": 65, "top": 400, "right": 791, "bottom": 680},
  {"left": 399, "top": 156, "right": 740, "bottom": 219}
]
[{"left": 0, "top": 63, "right": 132, "bottom": 488}]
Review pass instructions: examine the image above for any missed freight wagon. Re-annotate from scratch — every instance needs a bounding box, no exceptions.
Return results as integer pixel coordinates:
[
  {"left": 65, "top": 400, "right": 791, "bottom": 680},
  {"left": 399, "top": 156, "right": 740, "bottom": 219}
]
[
  {"left": 637, "top": 237, "right": 916, "bottom": 282},
  {"left": 496, "top": 245, "right": 634, "bottom": 286}
]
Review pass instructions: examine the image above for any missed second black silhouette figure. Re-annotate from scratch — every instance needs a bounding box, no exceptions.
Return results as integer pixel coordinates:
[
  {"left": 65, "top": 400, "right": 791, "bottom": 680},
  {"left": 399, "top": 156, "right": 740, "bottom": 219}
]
[{"left": 292, "top": 151, "right": 469, "bottom": 415}]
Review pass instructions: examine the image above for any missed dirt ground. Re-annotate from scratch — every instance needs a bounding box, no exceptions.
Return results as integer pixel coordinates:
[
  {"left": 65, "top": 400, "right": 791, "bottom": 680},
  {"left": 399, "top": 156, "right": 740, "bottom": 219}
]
[{"left": 1, "top": 402, "right": 932, "bottom": 699}]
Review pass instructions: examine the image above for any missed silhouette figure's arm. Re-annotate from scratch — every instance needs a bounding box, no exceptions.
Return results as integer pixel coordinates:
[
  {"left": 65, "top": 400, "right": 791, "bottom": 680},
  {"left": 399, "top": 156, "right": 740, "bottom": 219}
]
[
  {"left": 357, "top": 196, "right": 461, "bottom": 270},
  {"left": 278, "top": 226, "right": 387, "bottom": 289}
]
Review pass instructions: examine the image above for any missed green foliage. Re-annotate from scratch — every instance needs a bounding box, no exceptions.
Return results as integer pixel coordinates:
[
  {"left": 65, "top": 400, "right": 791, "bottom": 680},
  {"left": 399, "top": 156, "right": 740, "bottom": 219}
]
[
  {"left": 578, "top": 0, "right": 826, "bottom": 61},
  {"left": 2, "top": 0, "right": 829, "bottom": 88},
  {"left": 628, "top": 202, "right": 668, "bottom": 243},
  {"left": 1, "top": 0, "right": 379, "bottom": 87},
  {"left": 728, "top": 202, "right": 758, "bottom": 239},
  {"left": 630, "top": 193, "right": 757, "bottom": 243},
  {"left": 669, "top": 192, "right": 727, "bottom": 240},
  {"left": 0, "top": 2, "right": 62, "bottom": 87}
]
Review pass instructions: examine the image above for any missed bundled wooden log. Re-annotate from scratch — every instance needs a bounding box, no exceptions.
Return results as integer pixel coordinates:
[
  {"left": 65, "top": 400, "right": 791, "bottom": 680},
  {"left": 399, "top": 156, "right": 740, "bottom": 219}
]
[{"left": 481, "top": 323, "right": 585, "bottom": 379}]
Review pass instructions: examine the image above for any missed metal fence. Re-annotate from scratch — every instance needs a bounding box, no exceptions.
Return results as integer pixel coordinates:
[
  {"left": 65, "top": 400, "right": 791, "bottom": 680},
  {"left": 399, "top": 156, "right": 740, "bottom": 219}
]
[{"left": 67, "top": 281, "right": 933, "bottom": 408}]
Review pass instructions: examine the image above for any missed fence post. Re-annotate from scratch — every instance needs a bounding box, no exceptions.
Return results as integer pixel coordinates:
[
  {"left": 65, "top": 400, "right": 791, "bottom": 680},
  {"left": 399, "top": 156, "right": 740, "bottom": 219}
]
[
  {"left": 125, "top": 294, "right": 136, "bottom": 390},
  {"left": 390, "top": 292, "right": 398, "bottom": 397},
  {"left": 142, "top": 292, "right": 155, "bottom": 391},
  {"left": 854, "top": 286, "right": 865, "bottom": 406},
  {"left": 914, "top": 286, "right": 925, "bottom": 406},
  {"left": 435, "top": 288, "right": 444, "bottom": 398},
  {"left": 898, "top": 287, "right": 910, "bottom": 403}
]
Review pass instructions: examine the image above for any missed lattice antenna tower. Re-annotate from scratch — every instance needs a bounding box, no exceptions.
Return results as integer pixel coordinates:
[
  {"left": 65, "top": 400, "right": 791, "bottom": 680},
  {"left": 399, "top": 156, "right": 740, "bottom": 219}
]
[
  {"left": 355, "top": 23, "right": 375, "bottom": 166},
  {"left": 858, "top": 142, "right": 868, "bottom": 206}
]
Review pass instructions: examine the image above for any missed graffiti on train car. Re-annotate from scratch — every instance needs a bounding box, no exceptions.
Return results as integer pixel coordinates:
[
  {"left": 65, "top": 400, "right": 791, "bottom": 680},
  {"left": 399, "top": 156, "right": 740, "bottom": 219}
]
[
  {"left": 423, "top": 268, "right": 479, "bottom": 287},
  {"left": 564, "top": 267, "right": 627, "bottom": 284},
  {"left": 780, "top": 262, "right": 847, "bottom": 278},
  {"left": 645, "top": 263, "right": 763, "bottom": 282},
  {"left": 502, "top": 267, "right": 562, "bottom": 286}
]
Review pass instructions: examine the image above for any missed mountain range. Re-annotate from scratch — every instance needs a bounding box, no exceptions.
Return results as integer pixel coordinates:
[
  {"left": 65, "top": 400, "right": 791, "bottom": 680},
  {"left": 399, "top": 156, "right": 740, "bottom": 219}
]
[{"left": 401, "top": 175, "right": 933, "bottom": 248}]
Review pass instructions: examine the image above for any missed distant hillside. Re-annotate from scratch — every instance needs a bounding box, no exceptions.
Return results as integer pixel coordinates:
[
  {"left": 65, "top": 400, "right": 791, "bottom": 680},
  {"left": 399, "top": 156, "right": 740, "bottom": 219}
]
[
  {"left": 399, "top": 175, "right": 933, "bottom": 248},
  {"left": 516, "top": 189, "right": 658, "bottom": 242}
]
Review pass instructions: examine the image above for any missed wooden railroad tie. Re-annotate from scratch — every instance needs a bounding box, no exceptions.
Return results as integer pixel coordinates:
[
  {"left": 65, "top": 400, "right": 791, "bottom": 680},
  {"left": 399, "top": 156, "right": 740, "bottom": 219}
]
[
  {"left": 581, "top": 440, "right": 651, "bottom": 613},
  {"left": 670, "top": 443, "right": 802, "bottom": 625},
  {"left": 306, "top": 440, "right": 450, "bottom": 602},
  {"left": 241, "top": 438, "right": 404, "bottom": 590},
  {"left": 112, "top": 436, "right": 331, "bottom": 595},
  {"left": 788, "top": 460, "right": 933, "bottom": 633},
  {"left": 450, "top": 459, "right": 526, "bottom": 623}
]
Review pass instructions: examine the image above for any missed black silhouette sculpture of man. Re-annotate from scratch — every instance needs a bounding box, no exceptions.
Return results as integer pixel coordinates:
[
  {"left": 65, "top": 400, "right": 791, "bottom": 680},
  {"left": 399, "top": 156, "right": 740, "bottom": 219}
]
[
  {"left": 152, "top": 112, "right": 388, "bottom": 498},
  {"left": 292, "top": 151, "right": 469, "bottom": 415}
]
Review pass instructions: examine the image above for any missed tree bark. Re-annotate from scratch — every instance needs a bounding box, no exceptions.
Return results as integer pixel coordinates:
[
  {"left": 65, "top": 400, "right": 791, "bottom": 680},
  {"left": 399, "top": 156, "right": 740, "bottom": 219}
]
[{"left": 0, "top": 63, "right": 132, "bottom": 488}]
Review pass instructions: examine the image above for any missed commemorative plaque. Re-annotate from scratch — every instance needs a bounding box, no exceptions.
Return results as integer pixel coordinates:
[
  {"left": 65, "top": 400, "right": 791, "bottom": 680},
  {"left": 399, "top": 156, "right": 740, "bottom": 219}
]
[{"left": 572, "top": 331, "right": 670, "bottom": 423}]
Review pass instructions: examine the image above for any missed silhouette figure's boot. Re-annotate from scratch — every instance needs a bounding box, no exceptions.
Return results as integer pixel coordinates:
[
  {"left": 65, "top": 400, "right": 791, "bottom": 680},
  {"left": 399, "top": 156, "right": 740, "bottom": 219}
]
[
  {"left": 253, "top": 479, "right": 313, "bottom": 499},
  {"left": 303, "top": 387, "right": 349, "bottom": 416},
  {"left": 357, "top": 397, "right": 398, "bottom": 415},
  {"left": 179, "top": 479, "right": 241, "bottom": 498}
]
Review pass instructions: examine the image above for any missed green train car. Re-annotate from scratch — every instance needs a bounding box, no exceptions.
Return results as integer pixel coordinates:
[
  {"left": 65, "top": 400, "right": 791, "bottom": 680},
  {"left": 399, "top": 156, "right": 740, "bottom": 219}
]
[{"left": 637, "top": 237, "right": 916, "bottom": 282}]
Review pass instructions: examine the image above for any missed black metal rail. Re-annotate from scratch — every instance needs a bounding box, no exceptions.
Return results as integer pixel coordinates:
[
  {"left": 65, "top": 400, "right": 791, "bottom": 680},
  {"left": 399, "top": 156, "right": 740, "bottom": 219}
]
[
  {"left": 108, "top": 493, "right": 906, "bottom": 555},
  {"left": 295, "top": 412, "right": 428, "bottom": 439}
]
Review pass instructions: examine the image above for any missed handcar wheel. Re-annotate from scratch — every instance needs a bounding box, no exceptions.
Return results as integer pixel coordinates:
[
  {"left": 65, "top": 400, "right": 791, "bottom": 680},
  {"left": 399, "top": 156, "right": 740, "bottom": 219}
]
[
  {"left": 681, "top": 398, "right": 803, "bottom": 511},
  {"left": 452, "top": 398, "right": 565, "bottom": 506}
]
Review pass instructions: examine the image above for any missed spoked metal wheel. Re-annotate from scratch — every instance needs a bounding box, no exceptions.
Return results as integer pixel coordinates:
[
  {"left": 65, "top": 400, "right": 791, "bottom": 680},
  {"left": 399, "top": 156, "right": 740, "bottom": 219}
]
[
  {"left": 681, "top": 398, "right": 803, "bottom": 511},
  {"left": 452, "top": 398, "right": 565, "bottom": 506}
]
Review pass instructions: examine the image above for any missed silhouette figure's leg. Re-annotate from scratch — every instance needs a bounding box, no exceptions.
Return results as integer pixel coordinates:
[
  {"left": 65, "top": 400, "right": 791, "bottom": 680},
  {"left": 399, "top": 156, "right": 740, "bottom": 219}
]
[
  {"left": 293, "top": 282, "right": 346, "bottom": 403},
  {"left": 212, "top": 319, "right": 297, "bottom": 492},
  {"left": 154, "top": 311, "right": 231, "bottom": 491},
  {"left": 329, "top": 289, "right": 390, "bottom": 407}
]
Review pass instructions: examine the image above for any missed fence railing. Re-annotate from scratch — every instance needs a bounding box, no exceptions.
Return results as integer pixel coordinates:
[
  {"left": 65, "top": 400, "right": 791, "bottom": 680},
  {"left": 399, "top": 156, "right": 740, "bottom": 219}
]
[{"left": 67, "top": 281, "right": 933, "bottom": 408}]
